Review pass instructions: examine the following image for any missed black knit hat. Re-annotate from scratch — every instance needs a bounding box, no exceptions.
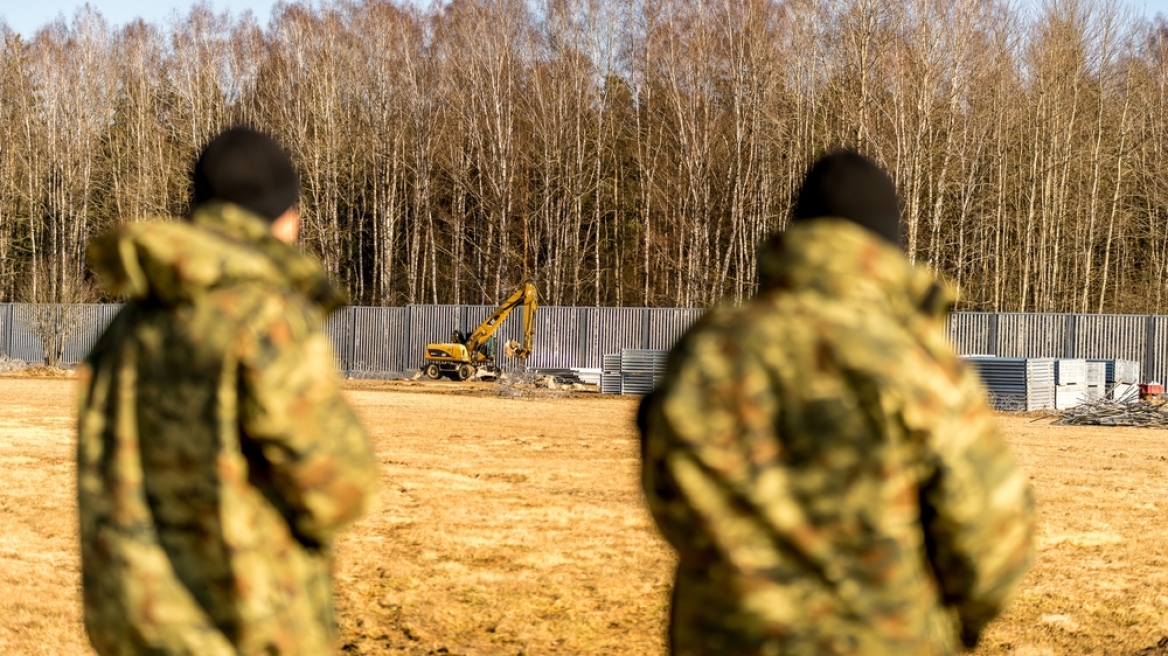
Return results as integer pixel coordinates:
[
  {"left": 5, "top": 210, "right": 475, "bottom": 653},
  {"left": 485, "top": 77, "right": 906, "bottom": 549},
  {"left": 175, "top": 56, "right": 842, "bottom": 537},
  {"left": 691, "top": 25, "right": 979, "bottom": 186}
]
[
  {"left": 792, "top": 150, "right": 901, "bottom": 247},
  {"left": 192, "top": 127, "right": 299, "bottom": 222}
]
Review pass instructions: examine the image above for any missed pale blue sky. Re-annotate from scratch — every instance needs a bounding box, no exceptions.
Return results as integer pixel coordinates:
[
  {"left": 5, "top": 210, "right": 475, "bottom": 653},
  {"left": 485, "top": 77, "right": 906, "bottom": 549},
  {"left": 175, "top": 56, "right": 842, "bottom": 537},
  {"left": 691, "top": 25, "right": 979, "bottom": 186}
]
[
  {"left": 2, "top": 0, "right": 1167, "bottom": 37},
  {"left": 1, "top": 0, "right": 429, "bottom": 36},
  {"left": 3, "top": 1, "right": 279, "bottom": 35}
]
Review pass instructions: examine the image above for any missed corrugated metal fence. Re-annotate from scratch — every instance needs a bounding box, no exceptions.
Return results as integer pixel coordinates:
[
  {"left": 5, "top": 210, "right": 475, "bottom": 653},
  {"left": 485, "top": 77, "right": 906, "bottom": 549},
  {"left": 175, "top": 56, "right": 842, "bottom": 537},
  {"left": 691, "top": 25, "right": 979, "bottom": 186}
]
[
  {"left": 3, "top": 304, "right": 1167, "bottom": 383},
  {"left": 946, "top": 313, "right": 1168, "bottom": 384},
  {"left": 333, "top": 305, "right": 706, "bottom": 375}
]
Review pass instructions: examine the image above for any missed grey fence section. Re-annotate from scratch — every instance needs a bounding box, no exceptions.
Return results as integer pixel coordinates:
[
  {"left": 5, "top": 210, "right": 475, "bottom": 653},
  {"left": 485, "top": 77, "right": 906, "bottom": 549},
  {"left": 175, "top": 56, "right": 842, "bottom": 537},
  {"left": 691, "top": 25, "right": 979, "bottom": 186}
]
[
  {"left": 1, "top": 304, "right": 121, "bottom": 365},
  {"left": 5, "top": 304, "right": 1168, "bottom": 383},
  {"left": 946, "top": 312, "right": 1168, "bottom": 384},
  {"left": 333, "top": 306, "right": 410, "bottom": 377}
]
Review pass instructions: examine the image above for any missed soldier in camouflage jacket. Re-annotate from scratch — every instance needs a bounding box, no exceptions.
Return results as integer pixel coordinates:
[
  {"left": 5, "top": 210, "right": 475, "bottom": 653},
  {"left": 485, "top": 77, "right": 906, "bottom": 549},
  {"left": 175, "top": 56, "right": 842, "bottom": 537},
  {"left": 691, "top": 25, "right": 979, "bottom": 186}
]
[
  {"left": 77, "top": 128, "right": 379, "bottom": 655},
  {"left": 639, "top": 151, "right": 1035, "bottom": 655}
]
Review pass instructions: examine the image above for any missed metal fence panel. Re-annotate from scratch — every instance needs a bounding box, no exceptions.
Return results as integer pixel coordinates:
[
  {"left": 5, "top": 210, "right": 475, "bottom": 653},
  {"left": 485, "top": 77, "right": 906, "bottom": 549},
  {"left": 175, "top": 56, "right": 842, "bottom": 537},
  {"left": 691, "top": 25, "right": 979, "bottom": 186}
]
[
  {"left": 325, "top": 308, "right": 354, "bottom": 372},
  {"left": 588, "top": 308, "right": 649, "bottom": 370},
  {"left": 0, "top": 303, "right": 13, "bottom": 358},
  {"left": 524, "top": 306, "right": 583, "bottom": 369},
  {"left": 646, "top": 308, "right": 704, "bottom": 350},
  {"left": 404, "top": 305, "right": 463, "bottom": 371},
  {"left": 3, "top": 304, "right": 120, "bottom": 365},
  {"left": 7, "top": 304, "right": 46, "bottom": 363},
  {"left": 947, "top": 312, "right": 993, "bottom": 355},
  {"left": 994, "top": 313, "right": 1069, "bottom": 358},
  {"left": 7, "top": 303, "right": 1168, "bottom": 384},
  {"left": 62, "top": 305, "right": 121, "bottom": 363},
  {"left": 1071, "top": 314, "right": 1146, "bottom": 365},
  {"left": 345, "top": 307, "right": 408, "bottom": 377},
  {"left": 1147, "top": 316, "right": 1168, "bottom": 384}
]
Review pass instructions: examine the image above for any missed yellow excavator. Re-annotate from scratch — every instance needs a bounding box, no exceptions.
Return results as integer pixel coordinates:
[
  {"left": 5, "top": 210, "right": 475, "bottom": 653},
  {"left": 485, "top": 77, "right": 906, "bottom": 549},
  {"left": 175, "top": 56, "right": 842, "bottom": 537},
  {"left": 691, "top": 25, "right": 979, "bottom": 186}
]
[{"left": 422, "top": 283, "right": 537, "bottom": 381}]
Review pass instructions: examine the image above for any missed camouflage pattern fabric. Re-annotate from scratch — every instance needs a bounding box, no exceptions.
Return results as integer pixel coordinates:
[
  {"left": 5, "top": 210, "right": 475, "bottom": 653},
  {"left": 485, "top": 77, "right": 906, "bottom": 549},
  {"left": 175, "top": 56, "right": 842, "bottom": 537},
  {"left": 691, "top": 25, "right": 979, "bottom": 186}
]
[
  {"left": 640, "top": 218, "right": 1035, "bottom": 656},
  {"left": 78, "top": 201, "right": 380, "bottom": 655}
]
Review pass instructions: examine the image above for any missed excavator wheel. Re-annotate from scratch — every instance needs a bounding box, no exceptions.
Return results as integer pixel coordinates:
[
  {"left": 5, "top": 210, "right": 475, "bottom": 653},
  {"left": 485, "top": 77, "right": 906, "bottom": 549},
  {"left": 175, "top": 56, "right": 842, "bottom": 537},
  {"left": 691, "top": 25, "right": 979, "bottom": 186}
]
[
  {"left": 457, "top": 364, "right": 475, "bottom": 381},
  {"left": 424, "top": 363, "right": 442, "bottom": 380}
]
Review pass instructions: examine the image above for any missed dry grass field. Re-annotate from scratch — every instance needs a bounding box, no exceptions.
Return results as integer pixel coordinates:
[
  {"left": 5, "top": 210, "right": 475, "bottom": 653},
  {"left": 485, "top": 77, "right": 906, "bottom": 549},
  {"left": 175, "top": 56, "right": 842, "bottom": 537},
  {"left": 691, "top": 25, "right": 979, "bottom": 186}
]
[{"left": 2, "top": 376, "right": 1168, "bottom": 655}]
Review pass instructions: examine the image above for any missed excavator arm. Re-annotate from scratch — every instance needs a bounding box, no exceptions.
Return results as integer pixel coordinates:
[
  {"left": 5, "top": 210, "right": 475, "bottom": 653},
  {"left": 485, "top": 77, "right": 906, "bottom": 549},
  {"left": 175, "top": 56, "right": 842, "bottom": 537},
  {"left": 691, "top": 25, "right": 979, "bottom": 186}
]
[
  {"left": 421, "top": 283, "right": 537, "bottom": 380},
  {"left": 466, "top": 283, "right": 537, "bottom": 361}
]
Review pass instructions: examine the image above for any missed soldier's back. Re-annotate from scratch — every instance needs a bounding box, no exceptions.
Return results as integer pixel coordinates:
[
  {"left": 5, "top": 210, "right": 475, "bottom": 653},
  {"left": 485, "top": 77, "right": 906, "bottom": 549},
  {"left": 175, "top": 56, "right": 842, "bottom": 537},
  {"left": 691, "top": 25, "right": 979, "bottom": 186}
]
[{"left": 644, "top": 220, "right": 978, "bottom": 655}]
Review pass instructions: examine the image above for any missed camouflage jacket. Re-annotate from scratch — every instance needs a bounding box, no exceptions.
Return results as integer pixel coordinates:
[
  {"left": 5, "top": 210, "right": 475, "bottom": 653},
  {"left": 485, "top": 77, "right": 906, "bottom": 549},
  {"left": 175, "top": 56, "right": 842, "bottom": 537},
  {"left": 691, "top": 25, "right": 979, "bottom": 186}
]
[
  {"left": 640, "top": 218, "right": 1035, "bottom": 656},
  {"left": 78, "top": 202, "right": 380, "bottom": 655}
]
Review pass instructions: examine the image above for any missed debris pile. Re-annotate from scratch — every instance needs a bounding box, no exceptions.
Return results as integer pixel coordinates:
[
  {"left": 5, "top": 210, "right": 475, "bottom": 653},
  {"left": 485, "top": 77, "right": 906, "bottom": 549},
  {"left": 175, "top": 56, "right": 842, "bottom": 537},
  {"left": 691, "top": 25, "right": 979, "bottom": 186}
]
[
  {"left": 1053, "top": 396, "right": 1168, "bottom": 428},
  {"left": 493, "top": 371, "right": 582, "bottom": 399},
  {"left": 499, "top": 371, "right": 590, "bottom": 393},
  {"left": 529, "top": 369, "right": 589, "bottom": 388}
]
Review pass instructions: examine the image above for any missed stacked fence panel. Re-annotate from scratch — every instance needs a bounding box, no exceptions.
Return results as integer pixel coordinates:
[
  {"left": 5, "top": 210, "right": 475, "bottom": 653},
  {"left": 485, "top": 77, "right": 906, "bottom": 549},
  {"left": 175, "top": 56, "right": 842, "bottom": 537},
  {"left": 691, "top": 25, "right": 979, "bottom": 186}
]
[
  {"left": 601, "top": 353, "right": 622, "bottom": 394},
  {"left": 1114, "top": 359, "right": 1141, "bottom": 384},
  {"left": 1089, "top": 357, "right": 1141, "bottom": 402},
  {"left": 1086, "top": 357, "right": 1140, "bottom": 385},
  {"left": 1054, "top": 359, "right": 1088, "bottom": 409},
  {"left": 963, "top": 356, "right": 1056, "bottom": 411},
  {"left": 1026, "top": 359, "right": 1058, "bottom": 410},
  {"left": 618, "top": 349, "right": 669, "bottom": 395},
  {"left": 1085, "top": 361, "right": 1107, "bottom": 401}
]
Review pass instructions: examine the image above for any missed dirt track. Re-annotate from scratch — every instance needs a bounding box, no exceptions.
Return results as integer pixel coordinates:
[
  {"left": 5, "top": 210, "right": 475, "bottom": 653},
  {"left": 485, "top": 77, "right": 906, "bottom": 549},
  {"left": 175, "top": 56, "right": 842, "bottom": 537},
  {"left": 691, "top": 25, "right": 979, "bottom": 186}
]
[{"left": 2, "top": 376, "right": 1168, "bottom": 654}]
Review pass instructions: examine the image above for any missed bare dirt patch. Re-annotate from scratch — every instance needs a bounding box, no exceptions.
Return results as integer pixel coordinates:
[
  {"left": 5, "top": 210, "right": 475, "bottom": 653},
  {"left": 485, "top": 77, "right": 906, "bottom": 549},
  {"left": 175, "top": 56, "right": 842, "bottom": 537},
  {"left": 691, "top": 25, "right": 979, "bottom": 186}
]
[
  {"left": 3, "top": 379, "right": 1168, "bottom": 654},
  {"left": 972, "top": 416, "right": 1168, "bottom": 656}
]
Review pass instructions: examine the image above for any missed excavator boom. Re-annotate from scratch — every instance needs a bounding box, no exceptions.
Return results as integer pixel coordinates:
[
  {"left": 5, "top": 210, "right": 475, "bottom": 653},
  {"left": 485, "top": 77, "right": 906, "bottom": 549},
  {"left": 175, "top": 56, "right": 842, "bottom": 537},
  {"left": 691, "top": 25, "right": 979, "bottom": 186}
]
[{"left": 466, "top": 283, "right": 537, "bottom": 359}]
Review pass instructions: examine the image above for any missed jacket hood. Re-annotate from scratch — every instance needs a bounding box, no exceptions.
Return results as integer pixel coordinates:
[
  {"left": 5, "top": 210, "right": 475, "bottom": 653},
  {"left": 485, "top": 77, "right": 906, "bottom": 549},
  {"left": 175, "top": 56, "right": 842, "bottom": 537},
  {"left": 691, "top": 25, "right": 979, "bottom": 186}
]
[
  {"left": 756, "top": 217, "right": 954, "bottom": 323},
  {"left": 88, "top": 201, "right": 346, "bottom": 313}
]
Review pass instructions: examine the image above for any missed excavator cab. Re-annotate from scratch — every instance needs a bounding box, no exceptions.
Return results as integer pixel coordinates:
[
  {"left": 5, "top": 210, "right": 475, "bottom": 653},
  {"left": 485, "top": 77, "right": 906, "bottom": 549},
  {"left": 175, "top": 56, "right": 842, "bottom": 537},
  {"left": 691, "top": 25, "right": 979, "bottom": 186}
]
[{"left": 422, "top": 283, "right": 537, "bottom": 381}]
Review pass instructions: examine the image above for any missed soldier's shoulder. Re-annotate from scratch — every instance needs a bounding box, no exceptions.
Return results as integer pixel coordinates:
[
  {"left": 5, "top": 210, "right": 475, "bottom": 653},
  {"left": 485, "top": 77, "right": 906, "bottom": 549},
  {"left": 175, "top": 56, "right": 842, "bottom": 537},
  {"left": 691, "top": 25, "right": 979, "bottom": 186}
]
[{"left": 208, "top": 282, "right": 320, "bottom": 340}]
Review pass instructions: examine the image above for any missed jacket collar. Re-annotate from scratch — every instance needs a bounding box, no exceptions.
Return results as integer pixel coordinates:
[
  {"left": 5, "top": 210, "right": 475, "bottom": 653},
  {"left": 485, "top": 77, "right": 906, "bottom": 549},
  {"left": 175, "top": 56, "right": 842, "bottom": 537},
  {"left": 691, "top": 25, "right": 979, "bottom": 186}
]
[
  {"left": 189, "top": 200, "right": 277, "bottom": 245},
  {"left": 190, "top": 202, "right": 348, "bottom": 314}
]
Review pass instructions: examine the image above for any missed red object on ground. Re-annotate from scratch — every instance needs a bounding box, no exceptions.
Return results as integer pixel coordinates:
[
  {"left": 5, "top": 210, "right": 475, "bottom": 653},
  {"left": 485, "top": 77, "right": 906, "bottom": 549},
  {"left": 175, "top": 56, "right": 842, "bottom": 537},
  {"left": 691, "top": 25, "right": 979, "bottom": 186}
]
[{"left": 1139, "top": 384, "right": 1164, "bottom": 399}]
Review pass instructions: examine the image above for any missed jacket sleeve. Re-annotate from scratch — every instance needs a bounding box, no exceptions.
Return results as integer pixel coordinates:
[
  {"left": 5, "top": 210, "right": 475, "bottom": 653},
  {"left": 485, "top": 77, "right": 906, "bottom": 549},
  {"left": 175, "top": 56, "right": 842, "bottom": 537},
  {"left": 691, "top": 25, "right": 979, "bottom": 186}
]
[
  {"left": 237, "top": 296, "right": 380, "bottom": 547},
  {"left": 913, "top": 358, "right": 1036, "bottom": 648},
  {"left": 639, "top": 313, "right": 785, "bottom": 566},
  {"left": 639, "top": 387, "right": 700, "bottom": 557},
  {"left": 639, "top": 321, "right": 731, "bottom": 560}
]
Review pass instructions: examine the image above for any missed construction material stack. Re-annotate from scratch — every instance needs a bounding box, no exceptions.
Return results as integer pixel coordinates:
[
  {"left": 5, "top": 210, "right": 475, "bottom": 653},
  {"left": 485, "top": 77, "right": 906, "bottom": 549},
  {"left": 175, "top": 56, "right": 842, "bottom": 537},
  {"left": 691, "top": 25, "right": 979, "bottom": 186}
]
[
  {"left": 599, "top": 349, "right": 669, "bottom": 395},
  {"left": 619, "top": 349, "right": 669, "bottom": 395},
  {"left": 601, "top": 354, "right": 622, "bottom": 394},
  {"left": 1054, "top": 359, "right": 1088, "bottom": 410},
  {"left": 1087, "top": 358, "right": 1141, "bottom": 401},
  {"left": 1085, "top": 361, "right": 1107, "bottom": 401},
  {"left": 962, "top": 356, "right": 1056, "bottom": 411}
]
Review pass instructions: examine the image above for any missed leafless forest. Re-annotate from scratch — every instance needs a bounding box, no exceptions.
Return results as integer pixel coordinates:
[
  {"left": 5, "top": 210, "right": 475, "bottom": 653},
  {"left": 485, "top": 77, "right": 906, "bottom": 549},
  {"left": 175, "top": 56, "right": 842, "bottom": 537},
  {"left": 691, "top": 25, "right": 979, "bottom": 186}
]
[{"left": 1, "top": 0, "right": 1167, "bottom": 311}]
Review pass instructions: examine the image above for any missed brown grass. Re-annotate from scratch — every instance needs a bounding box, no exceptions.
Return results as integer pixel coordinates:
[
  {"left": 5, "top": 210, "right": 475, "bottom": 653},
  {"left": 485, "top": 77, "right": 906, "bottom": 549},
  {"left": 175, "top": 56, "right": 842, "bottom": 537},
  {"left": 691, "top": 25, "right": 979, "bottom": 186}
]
[{"left": 3, "top": 377, "right": 1168, "bottom": 655}]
